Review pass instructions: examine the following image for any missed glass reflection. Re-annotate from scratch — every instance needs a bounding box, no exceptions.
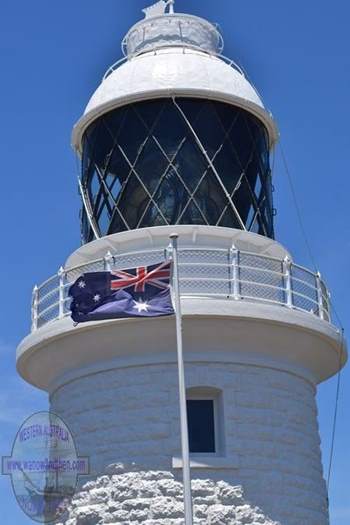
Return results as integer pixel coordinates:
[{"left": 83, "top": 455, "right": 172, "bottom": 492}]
[{"left": 80, "top": 98, "right": 274, "bottom": 243}]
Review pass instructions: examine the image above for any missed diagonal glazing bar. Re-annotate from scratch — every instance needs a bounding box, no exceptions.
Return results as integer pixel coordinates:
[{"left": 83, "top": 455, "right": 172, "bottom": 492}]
[
  {"left": 215, "top": 171, "right": 245, "bottom": 225},
  {"left": 84, "top": 110, "right": 131, "bottom": 228},
  {"left": 89, "top": 160, "right": 129, "bottom": 231},
  {"left": 175, "top": 142, "right": 223, "bottom": 224},
  {"left": 151, "top": 136, "right": 210, "bottom": 225},
  {"left": 99, "top": 108, "right": 130, "bottom": 178},
  {"left": 211, "top": 105, "right": 268, "bottom": 234},
  {"left": 241, "top": 113, "right": 269, "bottom": 178},
  {"left": 94, "top": 164, "right": 130, "bottom": 231},
  {"left": 175, "top": 110, "right": 241, "bottom": 224},
  {"left": 212, "top": 104, "right": 255, "bottom": 178},
  {"left": 107, "top": 104, "right": 168, "bottom": 230},
  {"left": 249, "top": 195, "right": 267, "bottom": 232},
  {"left": 107, "top": 134, "right": 155, "bottom": 229},
  {"left": 241, "top": 171, "right": 268, "bottom": 236},
  {"left": 82, "top": 133, "right": 107, "bottom": 219},
  {"left": 240, "top": 113, "right": 273, "bottom": 235},
  {"left": 132, "top": 103, "right": 210, "bottom": 226},
  {"left": 172, "top": 97, "right": 247, "bottom": 231},
  {"left": 135, "top": 137, "right": 191, "bottom": 228},
  {"left": 117, "top": 144, "right": 170, "bottom": 225},
  {"left": 107, "top": 140, "right": 148, "bottom": 231}
]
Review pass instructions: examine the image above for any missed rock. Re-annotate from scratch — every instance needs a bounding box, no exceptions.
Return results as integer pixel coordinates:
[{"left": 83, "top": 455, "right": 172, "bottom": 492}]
[
  {"left": 75, "top": 508, "right": 101, "bottom": 525},
  {"left": 59, "top": 470, "right": 281, "bottom": 525}
]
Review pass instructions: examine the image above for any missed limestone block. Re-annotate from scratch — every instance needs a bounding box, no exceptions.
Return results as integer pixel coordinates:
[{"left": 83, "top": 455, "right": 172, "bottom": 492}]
[{"left": 51, "top": 362, "right": 329, "bottom": 524}]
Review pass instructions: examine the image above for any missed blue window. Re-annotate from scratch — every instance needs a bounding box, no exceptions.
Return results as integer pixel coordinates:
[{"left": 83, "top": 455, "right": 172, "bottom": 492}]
[{"left": 187, "top": 399, "right": 216, "bottom": 453}]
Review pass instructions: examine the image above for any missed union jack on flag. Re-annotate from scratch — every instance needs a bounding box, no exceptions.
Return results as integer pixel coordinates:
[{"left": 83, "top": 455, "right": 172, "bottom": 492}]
[
  {"left": 111, "top": 261, "right": 171, "bottom": 294},
  {"left": 69, "top": 261, "right": 174, "bottom": 323}
]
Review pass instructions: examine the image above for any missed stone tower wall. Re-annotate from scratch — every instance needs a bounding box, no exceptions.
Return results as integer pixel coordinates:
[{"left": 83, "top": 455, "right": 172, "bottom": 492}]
[{"left": 51, "top": 362, "right": 329, "bottom": 524}]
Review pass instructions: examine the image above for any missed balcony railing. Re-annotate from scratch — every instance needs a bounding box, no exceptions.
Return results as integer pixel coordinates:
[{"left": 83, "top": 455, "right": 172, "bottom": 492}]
[{"left": 31, "top": 247, "right": 331, "bottom": 332}]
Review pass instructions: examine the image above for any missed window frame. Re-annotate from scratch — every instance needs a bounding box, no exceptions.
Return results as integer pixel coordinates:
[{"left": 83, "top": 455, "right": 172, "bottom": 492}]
[{"left": 186, "top": 386, "right": 225, "bottom": 458}]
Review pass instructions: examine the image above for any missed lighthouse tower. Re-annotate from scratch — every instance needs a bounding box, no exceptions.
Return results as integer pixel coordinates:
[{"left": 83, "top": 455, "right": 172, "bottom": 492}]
[{"left": 17, "top": 3, "right": 346, "bottom": 525}]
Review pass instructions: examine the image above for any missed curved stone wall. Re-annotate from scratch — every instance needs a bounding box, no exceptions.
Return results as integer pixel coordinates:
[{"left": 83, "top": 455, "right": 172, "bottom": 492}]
[{"left": 51, "top": 362, "right": 329, "bottom": 524}]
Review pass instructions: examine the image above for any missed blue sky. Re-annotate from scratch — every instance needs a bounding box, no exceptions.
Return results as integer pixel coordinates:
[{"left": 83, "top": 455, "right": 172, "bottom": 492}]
[{"left": 0, "top": 0, "right": 349, "bottom": 523}]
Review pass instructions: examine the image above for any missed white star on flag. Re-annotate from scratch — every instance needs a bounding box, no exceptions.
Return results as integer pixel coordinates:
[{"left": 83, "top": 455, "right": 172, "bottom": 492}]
[
  {"left": 93, "top": 294, "right": 101, "bottom": 303},
  {"left": 133, "top": 300, "right": 151, "bottom": 313},
  {"left": 78, "top": 280, "right": 86, "bottom": 288}
]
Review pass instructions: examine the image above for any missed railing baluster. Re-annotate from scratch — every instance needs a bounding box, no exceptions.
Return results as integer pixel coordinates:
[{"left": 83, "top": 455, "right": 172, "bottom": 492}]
[
  {"left": 227, "top": 248, "right": 232, "bottom": 298},
  {"left": 283, "top": 257, "right": 293, "bottom": 308},
  {"left": 230, "top": 244, "right": 240, "bottom": 300},
  {"left": 58, "top": 267, "right": 66, "bottom": 319},
  {"left": 32, "top": 285, "right": 39, "bottom": 331},
  {"left": 326, "top": 290, "right": 331, "bottom": 322},
  {"left": 104, "top": 251, "right": 114, "bottom": 272},
  {"left": 316, "top": 272, "right": 325, "bottom": 320}
]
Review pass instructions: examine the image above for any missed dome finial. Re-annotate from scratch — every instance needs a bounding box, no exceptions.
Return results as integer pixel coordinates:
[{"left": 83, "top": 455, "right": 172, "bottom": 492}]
[
  {"left": 168, "top": 0, "right": 175, "bottom": 14},
  {"left": 142, "top": 0, "right": 175, "bottom": 19}
]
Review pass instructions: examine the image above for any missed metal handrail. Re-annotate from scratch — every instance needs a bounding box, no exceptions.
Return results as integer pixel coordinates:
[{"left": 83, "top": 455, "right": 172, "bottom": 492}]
[{"left": 31, "top": 246, "right": 331, "bottom": 331}]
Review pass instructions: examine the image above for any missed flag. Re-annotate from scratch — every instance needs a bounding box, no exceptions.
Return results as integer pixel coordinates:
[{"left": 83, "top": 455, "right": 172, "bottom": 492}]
[{"left": 68, "top": 261, "right": 174, "bottom": 323}]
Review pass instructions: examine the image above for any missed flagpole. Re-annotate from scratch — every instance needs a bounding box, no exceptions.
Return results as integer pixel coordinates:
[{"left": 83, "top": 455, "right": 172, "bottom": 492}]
[{"left": 169, "top": 233, "right": 193, "bottom": 525}]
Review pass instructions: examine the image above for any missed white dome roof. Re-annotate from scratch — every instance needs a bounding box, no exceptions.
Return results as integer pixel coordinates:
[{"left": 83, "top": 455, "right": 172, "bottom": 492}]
[{"left": 72, "top": 47, "right": 278, "bottom": 153}]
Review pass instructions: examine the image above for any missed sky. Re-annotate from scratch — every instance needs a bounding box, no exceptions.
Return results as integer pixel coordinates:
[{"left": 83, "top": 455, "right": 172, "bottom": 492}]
[{"left": 0, "top": 0, "right": 349, "bottom": 523}]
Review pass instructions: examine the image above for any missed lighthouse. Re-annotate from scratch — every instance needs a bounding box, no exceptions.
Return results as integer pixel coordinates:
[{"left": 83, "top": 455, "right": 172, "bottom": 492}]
[{"left": 17, "top": 2, "right": 346, "bottom": 524}]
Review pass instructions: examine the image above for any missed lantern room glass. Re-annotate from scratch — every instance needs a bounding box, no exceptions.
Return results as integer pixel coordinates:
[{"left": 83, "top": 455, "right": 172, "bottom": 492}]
[{"left": 80, "top": 98, "right": 274, "bottom": 243}]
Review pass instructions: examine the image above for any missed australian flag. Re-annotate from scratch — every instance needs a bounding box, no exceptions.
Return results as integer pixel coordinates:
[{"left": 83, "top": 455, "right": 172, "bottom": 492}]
[{"left": 69, "top": 261, "right": 174, "bottom": 323}]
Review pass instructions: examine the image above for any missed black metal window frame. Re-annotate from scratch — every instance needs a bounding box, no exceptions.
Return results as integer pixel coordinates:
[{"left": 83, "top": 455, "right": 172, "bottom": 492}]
[{"left": 80, "top": 97, "right": 274, "bottom": 243}]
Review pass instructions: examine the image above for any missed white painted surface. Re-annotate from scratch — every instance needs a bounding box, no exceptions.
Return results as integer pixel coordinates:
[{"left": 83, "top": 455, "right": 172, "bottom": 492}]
[
  {"left": 172, "top": 457, "right": 239, "bottom": 469},
  {"left": 124, "top": 13, "right": 223, "bottom": 57},
  {"left": 51, "top": 362, "right": 329, "bottom": 524},
  {"left": 65, "top": 226, "right": 290, "bottom": 268},
  {"left": 72, "top": 47, "right": 278, "bottom": 153},
  {"left": 17, "top": 297, "right": 345, "bottom": 391}
]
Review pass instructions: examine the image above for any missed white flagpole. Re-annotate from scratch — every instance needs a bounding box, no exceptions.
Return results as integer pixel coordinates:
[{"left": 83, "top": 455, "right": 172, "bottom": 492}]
[{"left": 169, "top": 233, "right": 193, "bottom": 525}]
